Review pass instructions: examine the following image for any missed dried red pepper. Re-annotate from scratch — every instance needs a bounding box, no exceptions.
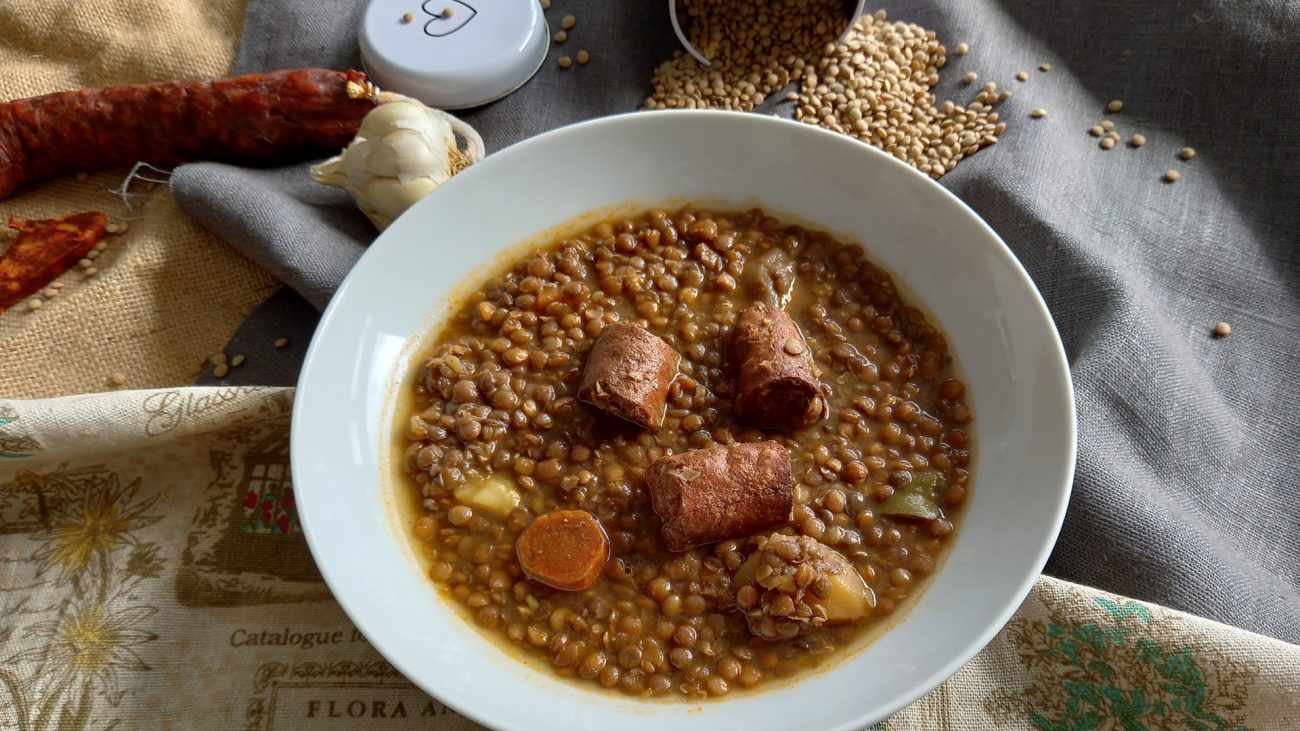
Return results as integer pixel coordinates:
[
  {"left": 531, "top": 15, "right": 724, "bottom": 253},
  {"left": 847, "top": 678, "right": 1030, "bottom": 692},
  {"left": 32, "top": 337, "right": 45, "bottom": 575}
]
[
  {"left": 0, "top": 68, "right": 377, "bottom": 200},
  {"left": 0, "top": 212, "right": 107, "bottom": 312}
]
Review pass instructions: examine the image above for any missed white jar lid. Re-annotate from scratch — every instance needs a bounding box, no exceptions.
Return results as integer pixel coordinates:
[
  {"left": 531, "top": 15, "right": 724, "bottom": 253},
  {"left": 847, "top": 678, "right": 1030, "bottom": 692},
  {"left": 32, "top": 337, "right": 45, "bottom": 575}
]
[{"left": 359, "top": 0, "right": 548, "bottom": 110}]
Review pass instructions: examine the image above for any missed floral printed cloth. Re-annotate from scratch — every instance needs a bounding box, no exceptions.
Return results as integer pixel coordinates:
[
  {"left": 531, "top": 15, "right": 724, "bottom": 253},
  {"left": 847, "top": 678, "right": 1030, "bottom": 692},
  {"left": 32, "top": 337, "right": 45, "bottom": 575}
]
[{"left": 1, "top": 388, "right": 1297, "bottom": 730}]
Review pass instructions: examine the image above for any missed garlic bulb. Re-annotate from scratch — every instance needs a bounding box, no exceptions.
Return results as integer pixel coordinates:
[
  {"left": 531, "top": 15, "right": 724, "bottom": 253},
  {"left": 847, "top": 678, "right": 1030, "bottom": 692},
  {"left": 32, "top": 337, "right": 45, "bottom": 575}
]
[{"left": 311, "top": 95, "right": 484, "bottom": 230}]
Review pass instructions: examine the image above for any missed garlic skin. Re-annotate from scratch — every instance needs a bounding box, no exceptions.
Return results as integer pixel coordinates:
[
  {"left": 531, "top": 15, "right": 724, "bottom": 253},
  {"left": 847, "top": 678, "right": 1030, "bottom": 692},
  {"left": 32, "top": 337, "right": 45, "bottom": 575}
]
[{"left": 311, "top": 97, "right": 482, "bottom": 230}]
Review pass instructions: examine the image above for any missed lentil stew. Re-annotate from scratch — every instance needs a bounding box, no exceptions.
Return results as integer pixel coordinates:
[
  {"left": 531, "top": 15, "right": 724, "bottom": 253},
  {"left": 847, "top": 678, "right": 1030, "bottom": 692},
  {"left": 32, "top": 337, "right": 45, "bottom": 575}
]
[{"left": 399, "top": 206, "right": 974, "bottom": 698}]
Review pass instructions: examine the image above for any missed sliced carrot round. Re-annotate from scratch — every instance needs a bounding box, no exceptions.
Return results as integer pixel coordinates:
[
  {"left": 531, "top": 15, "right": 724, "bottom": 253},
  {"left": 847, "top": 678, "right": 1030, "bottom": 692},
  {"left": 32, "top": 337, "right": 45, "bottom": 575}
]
[{"left": 516, "top": 510, "right": 609, "bottom": 591}]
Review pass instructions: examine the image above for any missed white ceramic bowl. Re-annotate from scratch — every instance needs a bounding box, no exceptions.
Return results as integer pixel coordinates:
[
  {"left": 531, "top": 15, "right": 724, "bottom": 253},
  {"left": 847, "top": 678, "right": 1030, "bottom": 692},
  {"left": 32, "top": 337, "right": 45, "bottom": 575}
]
[{"left": 292, "top": 111, "right": 1076, "bottom": 731}]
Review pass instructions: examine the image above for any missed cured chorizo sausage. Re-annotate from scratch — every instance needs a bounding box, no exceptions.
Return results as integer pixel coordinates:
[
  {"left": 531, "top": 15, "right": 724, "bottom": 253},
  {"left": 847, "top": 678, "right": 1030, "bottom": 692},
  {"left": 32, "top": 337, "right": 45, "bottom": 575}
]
[
  {"left": 729, "top": 301, "right": 827, "bottom": 430},
  {"left": 0, "top": 212, "right": 107, "bottom": 312},
  {"left": 646, "top": 441, "right": 794, "bottom": 552},
  {"left": 0, "top": 68, "right": 376, "bottom": 200},
  {"left": 578, "top": 321, "right": 680, "bottom": 428}
]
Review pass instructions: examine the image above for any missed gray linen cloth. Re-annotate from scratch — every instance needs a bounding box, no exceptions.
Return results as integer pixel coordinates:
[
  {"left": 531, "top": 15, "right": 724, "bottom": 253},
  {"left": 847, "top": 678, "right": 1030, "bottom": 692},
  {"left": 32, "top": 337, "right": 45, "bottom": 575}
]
[{"left": 171, "top": 0, "right": 1300, "bottom": 643}]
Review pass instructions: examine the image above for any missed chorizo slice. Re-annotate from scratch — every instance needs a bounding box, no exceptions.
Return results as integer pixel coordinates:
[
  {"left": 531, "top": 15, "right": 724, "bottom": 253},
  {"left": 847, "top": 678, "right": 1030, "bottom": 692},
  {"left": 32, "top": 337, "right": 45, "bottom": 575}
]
[
  {"left": 729, "top": 301, "right": 826, "bottom": 430},
  {"left": 578, "top": 321, "right": 679, "bottom": 428},
  {"left": 516, "top": 510, "right": 609, "bottom": 591},
  {"left": 646, "top": 441, "right": 794, "bottom": 552},
  {"left": 0, "top": 212, "right": 107, "bottom": 312}
]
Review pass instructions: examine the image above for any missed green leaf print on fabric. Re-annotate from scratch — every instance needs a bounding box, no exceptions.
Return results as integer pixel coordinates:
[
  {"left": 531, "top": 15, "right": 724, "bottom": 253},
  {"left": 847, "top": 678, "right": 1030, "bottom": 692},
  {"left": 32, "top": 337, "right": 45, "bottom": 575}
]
[
  {"left": 987, "top": 590, "right": 1254, "bottom": 731},
  {"left": 1096, "top": 596, "right": 1152, "bottom": 624}
]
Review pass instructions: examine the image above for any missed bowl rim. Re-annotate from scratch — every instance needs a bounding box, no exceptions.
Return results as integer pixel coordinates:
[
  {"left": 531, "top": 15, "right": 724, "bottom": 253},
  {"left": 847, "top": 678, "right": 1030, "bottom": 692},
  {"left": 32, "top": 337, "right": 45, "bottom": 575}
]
[{"left": 291, "top": 109, "right": 1077, "bottom": 731}]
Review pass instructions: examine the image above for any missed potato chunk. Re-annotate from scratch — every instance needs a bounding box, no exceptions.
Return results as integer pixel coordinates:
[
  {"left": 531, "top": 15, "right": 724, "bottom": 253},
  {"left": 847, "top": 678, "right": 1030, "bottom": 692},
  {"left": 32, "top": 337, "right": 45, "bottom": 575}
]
[
  {"left": 453, "top": 472, "right": 520, "bottom": 518},
  {"left": 732, "top": 534, "right": 873, "bottom": 639}
]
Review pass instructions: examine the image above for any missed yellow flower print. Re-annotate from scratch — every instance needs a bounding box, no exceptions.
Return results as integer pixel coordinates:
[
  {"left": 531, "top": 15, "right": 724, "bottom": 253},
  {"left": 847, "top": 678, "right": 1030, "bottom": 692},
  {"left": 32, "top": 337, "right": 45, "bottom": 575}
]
[
  {"left": 30, "top": 475, "right": 159, "bottom": 588},
  {"left": 2, "top": 468, "right": 164, "bottom": 730},
  {"left": 7, "top": 602, "right": 158, "bottom": 718},
  {"left": 31, "top": 605, "right": 156, "bottom": 677}
]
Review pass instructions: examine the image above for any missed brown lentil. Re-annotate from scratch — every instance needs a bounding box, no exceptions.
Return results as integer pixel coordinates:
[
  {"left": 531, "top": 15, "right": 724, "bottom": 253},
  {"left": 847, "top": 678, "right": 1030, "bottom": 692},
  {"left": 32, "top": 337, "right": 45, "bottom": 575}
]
[
  {"left": 1164, "top": 169, "right": 1181, "bottom": 183},
  {"left": 824, "top": 489, "right": 847, "bottom": 513},
  {"left": 448, "top": 505, "right": 473, "bottom": 525},
  {"left": 1214, "top": 321, "right": 1231, "bottom": 337},
  {"left": 402, "top": 206, "right": 972, "bottom": 698}
]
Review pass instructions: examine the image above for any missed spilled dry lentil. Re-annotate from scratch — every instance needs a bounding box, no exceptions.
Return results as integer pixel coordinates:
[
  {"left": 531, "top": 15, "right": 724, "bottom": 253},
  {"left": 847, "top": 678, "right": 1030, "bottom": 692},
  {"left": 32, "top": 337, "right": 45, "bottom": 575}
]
[{"left": 646, "top": 8, "right": 1005, "bottom": 179}]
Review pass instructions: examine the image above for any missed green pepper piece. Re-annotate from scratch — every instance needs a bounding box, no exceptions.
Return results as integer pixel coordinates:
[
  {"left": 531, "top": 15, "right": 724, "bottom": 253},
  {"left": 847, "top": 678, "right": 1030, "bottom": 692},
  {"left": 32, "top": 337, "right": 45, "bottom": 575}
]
[
  {"left": 879, "top": 472, "right": 941, "bottom": 520},
  {"left": 905, "top": 472, "right": 938, "bottom": 491}
]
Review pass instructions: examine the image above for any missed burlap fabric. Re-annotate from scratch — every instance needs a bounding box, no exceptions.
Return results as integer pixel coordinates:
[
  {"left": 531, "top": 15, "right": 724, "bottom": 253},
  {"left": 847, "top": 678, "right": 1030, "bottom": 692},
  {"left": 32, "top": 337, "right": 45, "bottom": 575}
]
[
  {"left": 0, "top": 0, "right": 277, "bottom": 398},
  {"left": 1, "top": 387, "right": 1298, "bottom": 730}
]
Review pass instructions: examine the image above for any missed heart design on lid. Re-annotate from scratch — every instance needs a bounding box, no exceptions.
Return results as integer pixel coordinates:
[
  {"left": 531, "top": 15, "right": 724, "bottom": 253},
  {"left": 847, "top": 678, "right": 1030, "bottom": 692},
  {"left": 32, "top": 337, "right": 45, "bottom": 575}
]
[{"left": 421, "top": 0, "right": 477, "bottom": 37}]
